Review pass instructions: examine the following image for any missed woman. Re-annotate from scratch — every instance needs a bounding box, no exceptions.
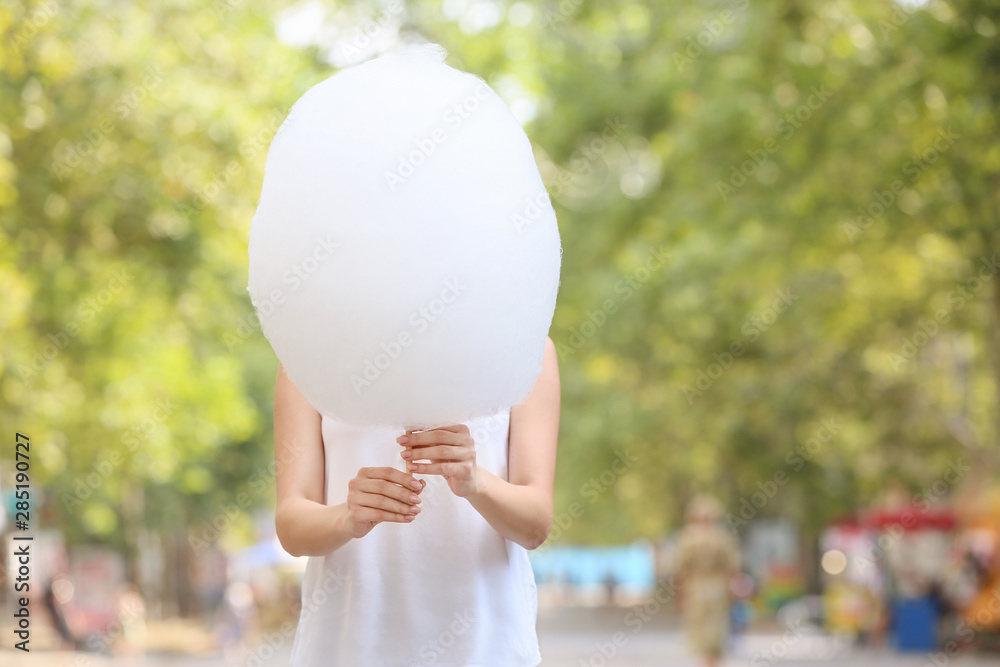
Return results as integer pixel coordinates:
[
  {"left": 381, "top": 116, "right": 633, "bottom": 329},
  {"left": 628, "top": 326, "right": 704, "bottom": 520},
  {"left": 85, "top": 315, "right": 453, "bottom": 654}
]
[
  {"left": 274, "top": 337, "right": 560, "bottom": 666},
  {"left": 677, "top": 494, "right": 741, "bottom": 667}
]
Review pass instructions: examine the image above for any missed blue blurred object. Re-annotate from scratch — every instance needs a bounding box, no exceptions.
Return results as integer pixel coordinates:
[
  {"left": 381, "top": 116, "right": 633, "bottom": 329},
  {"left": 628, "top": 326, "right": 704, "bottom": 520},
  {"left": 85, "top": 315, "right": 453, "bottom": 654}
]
[
  {"left": 890, "top": 597, "right": 937, "bottom": 652},
  {"left": 731, "top": 599, "right": 753, "bottom": 635},
  {"left": 528, "top": 543, "right": 656, "bottom": 591},
  {"left": 228, "top": 537, "right": 300, "bottom": 576}
]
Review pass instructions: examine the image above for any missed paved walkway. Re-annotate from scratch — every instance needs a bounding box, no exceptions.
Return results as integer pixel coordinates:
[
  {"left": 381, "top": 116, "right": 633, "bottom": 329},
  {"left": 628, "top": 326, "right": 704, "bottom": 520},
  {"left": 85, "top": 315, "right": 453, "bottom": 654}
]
[{"left": 3, "top": 606, "right": 997, "bottom": 666}]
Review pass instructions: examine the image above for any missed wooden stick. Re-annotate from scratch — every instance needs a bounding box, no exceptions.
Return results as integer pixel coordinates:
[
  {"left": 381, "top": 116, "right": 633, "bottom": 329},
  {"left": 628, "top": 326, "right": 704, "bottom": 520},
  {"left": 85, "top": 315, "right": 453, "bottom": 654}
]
[
  {"left": 402, "top": 428, "right": 426, "bottom": 497},
  {"left": 404, "top": 428, "right": 414, "bottom": 474}
]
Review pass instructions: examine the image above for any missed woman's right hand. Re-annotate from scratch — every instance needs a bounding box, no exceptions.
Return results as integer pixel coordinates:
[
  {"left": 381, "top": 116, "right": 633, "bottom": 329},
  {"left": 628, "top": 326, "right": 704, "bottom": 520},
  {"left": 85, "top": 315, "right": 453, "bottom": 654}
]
[{"left": 345, "top": 467, "right": 424, "bottom": 538}]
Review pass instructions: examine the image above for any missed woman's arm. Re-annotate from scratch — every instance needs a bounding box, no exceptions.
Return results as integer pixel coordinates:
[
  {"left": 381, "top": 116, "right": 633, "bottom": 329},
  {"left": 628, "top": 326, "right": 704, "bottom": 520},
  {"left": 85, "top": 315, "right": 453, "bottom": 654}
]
[
  {"left": 400, "top": 337, "right": 560, "bottom": 549},
  {"left": 274, "top": 363, "right": 350, "bottom": 557},
  {"left": 471, "top": 336, "right": 560, "bottom": 549},
  {"left": 274, "top": 364, "right": 423, "bottom": 557}
]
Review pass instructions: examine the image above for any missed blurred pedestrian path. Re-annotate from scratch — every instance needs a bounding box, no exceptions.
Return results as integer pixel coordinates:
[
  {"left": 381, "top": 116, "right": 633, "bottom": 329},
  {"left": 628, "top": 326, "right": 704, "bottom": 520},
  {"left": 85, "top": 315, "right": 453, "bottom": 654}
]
[{"left": 4, "top": 606, "right": 999, "bottom": 666}]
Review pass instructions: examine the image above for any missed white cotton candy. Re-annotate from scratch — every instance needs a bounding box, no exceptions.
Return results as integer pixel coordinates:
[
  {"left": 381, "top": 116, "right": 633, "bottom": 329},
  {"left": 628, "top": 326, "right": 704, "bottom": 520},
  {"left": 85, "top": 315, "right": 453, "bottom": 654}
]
[{"left": 247, "top": 43, "right": 561, "bottom": 430}]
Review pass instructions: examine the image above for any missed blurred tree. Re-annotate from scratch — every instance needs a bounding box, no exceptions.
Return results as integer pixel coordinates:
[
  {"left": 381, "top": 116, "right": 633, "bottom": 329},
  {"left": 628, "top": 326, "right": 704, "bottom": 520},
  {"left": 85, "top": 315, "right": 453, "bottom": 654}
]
[{"left": 1, "top": 0, "right": 997, "bottom": 608}]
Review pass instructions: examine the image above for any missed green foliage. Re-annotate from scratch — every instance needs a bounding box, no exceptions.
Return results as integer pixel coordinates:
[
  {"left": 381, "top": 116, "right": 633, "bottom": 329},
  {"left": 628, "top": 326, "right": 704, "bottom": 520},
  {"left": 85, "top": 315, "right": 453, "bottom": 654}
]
[{"left": 1, "top": 0, "right": 998, "bottom": 551}]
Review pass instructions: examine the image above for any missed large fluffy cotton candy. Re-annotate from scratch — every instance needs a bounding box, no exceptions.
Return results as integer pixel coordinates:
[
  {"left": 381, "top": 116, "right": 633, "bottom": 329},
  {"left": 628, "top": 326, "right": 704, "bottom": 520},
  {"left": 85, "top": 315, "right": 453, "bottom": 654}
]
[{"left": 247, "top": 44, "right": 561, "bottom": 430}]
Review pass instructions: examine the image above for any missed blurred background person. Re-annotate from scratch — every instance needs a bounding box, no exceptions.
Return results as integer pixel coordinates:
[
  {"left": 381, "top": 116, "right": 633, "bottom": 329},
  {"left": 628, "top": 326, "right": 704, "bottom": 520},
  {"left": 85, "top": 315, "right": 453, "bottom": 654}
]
[
  {"left": 4, "top": 0, "right": 1000, "bottom": 664},
  {"left": 677, "top": 495, "right": 741, "bottom": 667},
  {"left": 42, "top": 578, "right": 77, "bottom": 651}
]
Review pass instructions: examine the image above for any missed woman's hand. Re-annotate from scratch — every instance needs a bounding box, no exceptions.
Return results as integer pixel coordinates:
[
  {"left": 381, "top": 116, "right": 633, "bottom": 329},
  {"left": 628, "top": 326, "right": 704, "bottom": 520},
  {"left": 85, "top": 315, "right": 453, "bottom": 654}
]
[
  {"left": 345, "top": 466, "right": 424, "bottom": 538},
  {"left": 397, "top": 425, "right": 481, "bottom": 498}
]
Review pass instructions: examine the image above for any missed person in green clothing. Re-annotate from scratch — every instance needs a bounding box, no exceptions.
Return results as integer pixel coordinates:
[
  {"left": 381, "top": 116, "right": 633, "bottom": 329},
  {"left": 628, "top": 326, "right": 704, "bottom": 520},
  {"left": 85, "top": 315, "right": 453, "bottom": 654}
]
[{"left": 677, "top": 495, "right": 742, "bottom": 667}]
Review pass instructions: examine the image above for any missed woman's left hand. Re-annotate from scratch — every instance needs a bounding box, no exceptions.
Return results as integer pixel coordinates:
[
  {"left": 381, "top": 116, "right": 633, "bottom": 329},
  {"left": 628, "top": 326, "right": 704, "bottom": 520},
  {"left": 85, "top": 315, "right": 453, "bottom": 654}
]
[{"left": 397, "top": 424, "right": 481, "bottom": 498}]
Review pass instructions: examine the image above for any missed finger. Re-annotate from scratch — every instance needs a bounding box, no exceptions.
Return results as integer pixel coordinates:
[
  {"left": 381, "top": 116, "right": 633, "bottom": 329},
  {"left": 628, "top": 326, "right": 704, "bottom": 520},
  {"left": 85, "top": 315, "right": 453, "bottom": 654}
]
[
  {"left": 354, "top": 507, "right": 416, "bottom": 524},
  {"left": 436, "top": 424, "right": 470, "bottom": 434},
  {"left": 409, "top": 462, "right": 464, "bottom": 476},
  {"left": 357, "top": 478, "right": 422, "bottom": 505},
  {"left": 354, "top": 491, "right": 421, "bottom": 516},
  {"left": 362, "top": 466, "right": 424, "bottom": 491},
  {"left": 403, "top": 445, "right": 472, "bottom": 462},
  {"left": 399, "top": 429, "right": 466, "bottom": 448}
]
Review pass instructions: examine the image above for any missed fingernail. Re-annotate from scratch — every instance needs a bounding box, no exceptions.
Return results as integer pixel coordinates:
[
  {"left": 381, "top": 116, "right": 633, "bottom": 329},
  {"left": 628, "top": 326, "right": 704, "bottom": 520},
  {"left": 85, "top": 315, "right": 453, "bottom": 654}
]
[
  {"left": 410, "top": 506, "right": 421, "bottom": 514},
  {"left": 401, "top": 450, "right": 412, "bottom": 459},
  {"left": 397, "top": 435, "right": 409, "bottom": 444},
  {"left": 410, "top": 480, "right": 422, "bottom": 491},
  {"left": 410, "top": 494, "right": 420, "bottom": 503},
  {"left": 405, "top": 515, "right": 415, "bottom": 521}
]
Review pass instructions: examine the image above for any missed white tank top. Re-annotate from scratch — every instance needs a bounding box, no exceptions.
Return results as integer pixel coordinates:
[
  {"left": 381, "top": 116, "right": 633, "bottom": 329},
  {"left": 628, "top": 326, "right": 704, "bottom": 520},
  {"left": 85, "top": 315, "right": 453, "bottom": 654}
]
[{"left": 289, "top": 407, "right": 541, "bottom": 667}]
